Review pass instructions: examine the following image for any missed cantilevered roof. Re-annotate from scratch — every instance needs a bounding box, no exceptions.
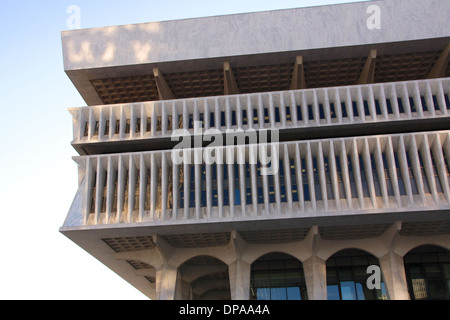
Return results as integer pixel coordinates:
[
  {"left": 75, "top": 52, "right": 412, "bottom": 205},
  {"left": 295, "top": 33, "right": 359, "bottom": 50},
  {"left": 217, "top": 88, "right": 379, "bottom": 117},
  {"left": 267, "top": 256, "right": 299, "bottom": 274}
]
[{"left": 61, "top": 0, "right": 450, "bottom": 105}]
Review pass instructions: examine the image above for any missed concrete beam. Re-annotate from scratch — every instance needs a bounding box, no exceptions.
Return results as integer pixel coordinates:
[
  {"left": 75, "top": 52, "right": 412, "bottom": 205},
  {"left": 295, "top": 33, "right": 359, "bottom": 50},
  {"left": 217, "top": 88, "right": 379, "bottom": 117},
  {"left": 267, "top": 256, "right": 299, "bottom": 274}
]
[
  {"left": 223, "top": 62, "right": 240, "bottom": 95},
  {"left": 357, "top": 49, "right": 377, "bottom": 84},
  {"left": 290, "top": 56, "right": 307, "bottom": 90},
  {"left": 153, "top": 68, "right": 175, "bottom": 100},
  {"left": 428, "top": 43, "right": 450, "bottom": 79}
]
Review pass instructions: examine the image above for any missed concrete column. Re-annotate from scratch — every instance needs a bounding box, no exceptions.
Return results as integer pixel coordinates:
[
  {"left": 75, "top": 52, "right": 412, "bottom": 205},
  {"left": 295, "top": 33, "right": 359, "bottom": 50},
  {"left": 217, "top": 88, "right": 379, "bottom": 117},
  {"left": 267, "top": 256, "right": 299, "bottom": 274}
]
[
  {"left": 156, "top": 264, "right": 178, "bottom": 300},
  {"left": 228, "top": 259, "right": 251, "bottom": 300},
  {"left": 379, "top": 251, "right": 410, "bottom": 300},
  {"left": 303, "top": 255, "right": 327, "bottom": 300}
]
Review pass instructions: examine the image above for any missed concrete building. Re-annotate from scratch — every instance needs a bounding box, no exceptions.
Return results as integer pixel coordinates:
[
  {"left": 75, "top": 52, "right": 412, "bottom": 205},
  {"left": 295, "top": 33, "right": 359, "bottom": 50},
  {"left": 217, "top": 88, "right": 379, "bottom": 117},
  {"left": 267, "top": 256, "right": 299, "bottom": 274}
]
[{"left": 60, "top": 0, "right": 450, "bottom": 300}]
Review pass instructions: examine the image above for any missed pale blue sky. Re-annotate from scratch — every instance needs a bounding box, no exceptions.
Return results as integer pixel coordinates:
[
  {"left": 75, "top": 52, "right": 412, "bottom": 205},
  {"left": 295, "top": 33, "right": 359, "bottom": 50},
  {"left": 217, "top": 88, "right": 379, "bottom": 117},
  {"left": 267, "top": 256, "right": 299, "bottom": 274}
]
[{"left": 0, "top": 0, "right": 366, "bottom": 300}]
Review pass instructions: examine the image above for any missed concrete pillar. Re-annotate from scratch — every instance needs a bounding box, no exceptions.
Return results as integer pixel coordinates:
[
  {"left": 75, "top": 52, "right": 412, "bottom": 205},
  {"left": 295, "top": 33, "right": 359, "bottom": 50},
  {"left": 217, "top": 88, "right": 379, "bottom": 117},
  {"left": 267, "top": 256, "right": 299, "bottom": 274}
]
[
  {"left": 379, "top": 251, "right": 410, "bottom": 300},
  {"left": 303, "top": 255, "right": 327, "bottom": 300},
  {"left": 156, "top": 264, "right": 178, "bottom": 300},
  {"left": 228, "top": 259, "right": 251, "bottom": 300}
]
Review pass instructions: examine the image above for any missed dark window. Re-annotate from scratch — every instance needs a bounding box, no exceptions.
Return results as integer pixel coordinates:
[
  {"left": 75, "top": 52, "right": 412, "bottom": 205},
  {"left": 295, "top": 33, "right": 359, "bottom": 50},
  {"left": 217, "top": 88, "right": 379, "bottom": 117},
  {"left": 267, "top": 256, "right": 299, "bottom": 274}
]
[
  {"left": 189, "top": 114, "right": 194, "bottom": 129},
  {"left": 347, "top": 155, "right": 359, "bottom": 199},
  {"left": 253, "top": 109, "right": 259, "bottom": 124},
  {"left": 256, "top": 163, "right": 264, "bottom": 204},
  {"left": 234, "top": 164, "right": 240, "bottom": 206},
  {"left": 327, "top": 249, "right": 388, "bottom": 300},
  {"left": 125, "top": 119, "right": 130, "bottom": 134},
  {"left": 221, "top": 111, "right": 226, "bottom": 127},
  {"left": 242, "top": 109, "right": 248, "bottom": 125},
  {"left": 210, "top": 112, "right": 215, "bottom": 127},
  {"left": 312, "top": 157, "right": 322, "bottom": 201},
  {"left": 397, "top": 98, "right": 405, "bottom": 114},
  {"left": 324, "top": 157, "right": 334, "bottom": 200},
  {"left": 245, "top": 163, "right": 252, "bottom": 205},
  {"left": 297, "top": 105, "right": 303, "bottom": 121},
  {"left": 359, "top": 155, "right": 370, "bottom": 198},
  {"left": 250, "top": 253, "right": 308, "bottom": 300},
  {"left": 417, "top": 152, "right": 431, "bottom": 194},
  {"left": 93, "top": 121, "right": 99, "bottom": 136},
  {"left": 104, "top": 120, "right": 110, "bottom": 136},
  {"left": 145, "top": 170, "right": 151, "bottom": 210},
  {"left": 404, "top": 246, "right": 450, "bottom": 300},
  {"left": 381, "top": 153, "right": 395, "bottom": 196},
  {"left": 409, "top": 97, "right": 417, "bottom": 113},
  {"left": 212, "top": 164, "right": 218, "bottom": 207},
  {"left": 421, "top": 96, "right": 429, "bottom": 112},
  {"left": 330, "top": 102, "right": 337, "bottom": 119},
  {"left": 264, "top": 108, "right": 270, "bottom": 124},
  {"left": 285, "top": 106, "right": 292, "bottom": 122},
  {"left": 290, "top": 159, "right": 299, "bottom": 202},
  {"left": 375, "top": 100, "right": 382, "bottom": 115},
  {"left": 84, "top": 122, "right": 89, "bottom": 137},
  {"left": 135, "top": 118, "right": 141, "bottom": 134},
  {"left": 445, "top": 94, "right": 450, "bottom": 110},
  {"left": 223, "top": 165, "right": 229, "bottom": 206},
  {"left": 201, "top": 165, "right": 207, "bottom": 207},
  {"left": 302, "top": 158, "right": 311, "bottom": 201},
  {"left": 335, "top": 155, "right": 346, "bottom": 199},
  {"left": 279, "top": 160, "right": 287, "bottom": 203},
  {"left": 341, "top": 102, "right": 348, "bottom": 118},
  {"left": 231, "top": 110, "right": 237, "bottom": 126},
  {"left": 319, "top": 104, "right": 325, "bottom": 120},
  {"left": 370, "top": 154, "right": 382, "bottom": 197},
  {"left": 363, "top": 100, "right": 370, "bottom": 117},
  {"left": 275, "top": 107, "right": 281, "bottom": 123},
  {"left": 386, "top": 99, "right": 393, "bottom": 115},
  {"left": 308, "top": 105, "right": 314, "bottom": 120},
  {"left": 352, "top": 101, "right": 359, "bottom": 117},
  {"left": 432, "top": 95, "right": 440, "bottom": 111},
  {"left": 90, "top": 172, "right": 97, "bottom": 214}
]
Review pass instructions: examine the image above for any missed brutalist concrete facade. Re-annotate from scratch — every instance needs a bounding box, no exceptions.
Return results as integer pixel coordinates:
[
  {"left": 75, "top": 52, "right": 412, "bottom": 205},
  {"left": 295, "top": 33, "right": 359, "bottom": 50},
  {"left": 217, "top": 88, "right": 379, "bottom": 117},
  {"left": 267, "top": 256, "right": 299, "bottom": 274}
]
[{"left": 61, "top": 0, "right": 450, "bottom": 300}]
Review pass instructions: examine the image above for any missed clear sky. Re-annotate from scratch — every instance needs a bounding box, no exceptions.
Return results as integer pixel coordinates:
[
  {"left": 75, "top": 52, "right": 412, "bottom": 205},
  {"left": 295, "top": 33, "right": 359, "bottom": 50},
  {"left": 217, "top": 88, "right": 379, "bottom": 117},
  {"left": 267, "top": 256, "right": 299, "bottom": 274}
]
[{"left": 0, "top": 0, "right": 367, "bottom": 300}]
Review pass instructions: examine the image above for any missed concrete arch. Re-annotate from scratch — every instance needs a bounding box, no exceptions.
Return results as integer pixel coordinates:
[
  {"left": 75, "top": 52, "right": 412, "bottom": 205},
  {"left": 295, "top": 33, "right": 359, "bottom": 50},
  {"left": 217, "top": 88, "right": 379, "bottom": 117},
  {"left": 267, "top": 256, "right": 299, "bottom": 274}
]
[
  {"left": 242, "top": 240, "right": 312, "bottom": 265},
  {"left": 319, "top": 241, "right": 382, "bottom": 261},
  {"left": 250, "top": 250, "right": 304, "bottom": 265},
  {"left": 394, "top": 234, "right": 450, "bottom": 257},
  {"left": 326, "top": 247, "right": 380, "bottom": 260},
  {"left": 404, "top": 243, "right": 450, "bottom": 256},
  {"left": 168, "top": 244, "right": 237, "bottom": 267},
  {"left": 177, "top": 255, "right": 231, "bottom": 300}
]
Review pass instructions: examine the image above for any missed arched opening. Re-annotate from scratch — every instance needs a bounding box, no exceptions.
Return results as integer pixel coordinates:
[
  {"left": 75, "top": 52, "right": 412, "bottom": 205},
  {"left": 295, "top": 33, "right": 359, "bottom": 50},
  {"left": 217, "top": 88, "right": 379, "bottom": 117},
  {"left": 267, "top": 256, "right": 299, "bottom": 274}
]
[
  {"left": 404, "top": 245, "right": 450, "bottom": 300},
  {"left": 326, "top": 249, "right": 388, "bottom": 300},
  {"left": 250, "top": 252, "right": 308, "bottom": 300},
  {"left": 178, "top": 255, "right": 230, "bottom": 300}
]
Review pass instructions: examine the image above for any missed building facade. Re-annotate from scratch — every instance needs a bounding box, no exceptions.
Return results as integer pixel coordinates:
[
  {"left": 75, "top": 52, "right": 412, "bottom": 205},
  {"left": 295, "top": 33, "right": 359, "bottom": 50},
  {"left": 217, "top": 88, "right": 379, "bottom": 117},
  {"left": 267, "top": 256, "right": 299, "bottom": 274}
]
[{"left": 60, "top": 0, "right": 450, "bottom": 300}]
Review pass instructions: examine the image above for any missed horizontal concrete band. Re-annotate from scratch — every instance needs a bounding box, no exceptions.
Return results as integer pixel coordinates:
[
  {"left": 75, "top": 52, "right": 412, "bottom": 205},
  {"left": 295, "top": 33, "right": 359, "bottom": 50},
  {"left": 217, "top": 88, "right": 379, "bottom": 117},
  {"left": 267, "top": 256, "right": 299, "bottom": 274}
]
[
  {"left": 63, "top": 130, "right": 450, "bottom": 228},
  {"left": 61, "top": 0, "right": 450, "bottom": 71},
  {"left": 70, "top": 78, "right": 450, "bottom": 153}
]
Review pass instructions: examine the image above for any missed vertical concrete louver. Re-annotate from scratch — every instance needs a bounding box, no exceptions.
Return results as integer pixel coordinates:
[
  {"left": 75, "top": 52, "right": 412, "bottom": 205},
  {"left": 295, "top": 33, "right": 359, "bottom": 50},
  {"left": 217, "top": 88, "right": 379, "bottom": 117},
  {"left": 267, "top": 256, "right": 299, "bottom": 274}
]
[
  {"left": 64, "top": 129, "right": 450, "bottom": 227},
  {"left": 69, "top": 78, "right": 450, "bottom": 147}
]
